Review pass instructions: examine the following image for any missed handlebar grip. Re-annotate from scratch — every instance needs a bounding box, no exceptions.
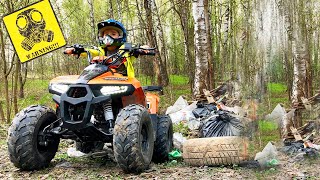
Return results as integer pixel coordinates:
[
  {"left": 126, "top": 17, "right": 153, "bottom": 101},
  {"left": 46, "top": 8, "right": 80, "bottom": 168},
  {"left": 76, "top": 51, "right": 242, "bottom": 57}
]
[
  {"left": 137, "top": 49, "right": 156, "bottom": 56},
  {"left": 64, "top": 48, "right": 74, "bottom": 54}
]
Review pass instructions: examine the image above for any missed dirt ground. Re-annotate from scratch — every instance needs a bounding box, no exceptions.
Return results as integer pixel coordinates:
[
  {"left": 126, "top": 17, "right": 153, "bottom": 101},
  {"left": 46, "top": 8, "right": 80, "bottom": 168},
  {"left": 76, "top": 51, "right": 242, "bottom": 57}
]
[{"left": 0, "top": 125, "right": 319, "bottom": 180}]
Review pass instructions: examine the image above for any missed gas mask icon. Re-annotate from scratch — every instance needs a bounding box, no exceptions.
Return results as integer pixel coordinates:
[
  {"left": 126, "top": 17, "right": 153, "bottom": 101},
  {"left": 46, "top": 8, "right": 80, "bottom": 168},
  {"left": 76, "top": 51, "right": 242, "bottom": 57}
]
[{"left": 16, "top": 8, "right": 54, "bottom": 51}]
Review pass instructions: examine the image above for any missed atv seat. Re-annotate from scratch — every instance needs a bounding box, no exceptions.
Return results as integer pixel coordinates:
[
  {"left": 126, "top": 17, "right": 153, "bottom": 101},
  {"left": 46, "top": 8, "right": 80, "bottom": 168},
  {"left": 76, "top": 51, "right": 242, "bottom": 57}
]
[{"left": 143, "top": 86, "right": 163, "bottom": 95}]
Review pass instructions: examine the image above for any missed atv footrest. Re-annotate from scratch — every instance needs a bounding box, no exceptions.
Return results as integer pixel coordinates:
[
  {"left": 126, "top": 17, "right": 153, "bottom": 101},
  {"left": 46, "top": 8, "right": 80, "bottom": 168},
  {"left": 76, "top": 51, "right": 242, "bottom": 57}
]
[{"left": 142, "top": 86, "right": 163, "bottom": 93}]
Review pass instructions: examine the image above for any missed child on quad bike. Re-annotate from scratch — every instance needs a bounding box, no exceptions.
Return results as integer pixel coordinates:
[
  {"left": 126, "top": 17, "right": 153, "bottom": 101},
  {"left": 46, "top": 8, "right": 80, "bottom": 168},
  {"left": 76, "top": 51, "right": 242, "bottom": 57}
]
[{"left": 64, "top": 19, "right": 150, "bottom": 78}]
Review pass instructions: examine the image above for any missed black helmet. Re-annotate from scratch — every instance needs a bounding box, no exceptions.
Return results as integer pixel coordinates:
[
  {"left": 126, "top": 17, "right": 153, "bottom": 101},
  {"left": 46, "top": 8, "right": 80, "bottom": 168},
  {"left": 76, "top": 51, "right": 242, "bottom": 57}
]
[{"left": 97, "top": 19, "right": 127, "bottom": 47}]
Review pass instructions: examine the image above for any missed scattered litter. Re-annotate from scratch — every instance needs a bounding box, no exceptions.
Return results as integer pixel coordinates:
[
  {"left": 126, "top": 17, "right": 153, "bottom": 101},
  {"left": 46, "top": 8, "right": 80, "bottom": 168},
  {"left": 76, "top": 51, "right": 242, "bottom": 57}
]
[
  {"left": 168, "top": 101, "right": 197, "bottom": 124},
  {"left": 187, "top": 118, "right": 201, "bottom": 131},
  {"left": 56, "top": 161, "right": 72, "bottom": 168},
  {"left": 266, "top": 159, "right": 279, "bottom": 167},
  {"left": 254, "top": 142, "right": 278, "bottom": 168},
  {"left": 67, "top": 147, "right": 86, "bottom": 157},
  {"left": 192, "top": 103, "right": 217, "bottom": 118},
  {"left": 304, "top": 140, "right": 320, "bottom": 150},
  {"left": 281, "top": 141, "right": 304, "bottom": 154},
  {"left": 173, "top": 132, "right": 187, "bottom": 150},
  {"left": 220, "top": 104, "right": 246, "bottom": 117},
  {"left": 168, "top": 150, "right": 182, "bottom": 159},
  {"left": 265, "top": 104, "right": 286, "bottom": 122},
  {"left": 165, "top": 96, "right": 189, "bottom": 115},
  {"left": 200, "top": 111, "right": 244, "bottom": 137},
  {"left": 237, "top": 160, "right": 261, "bottom": 169}
]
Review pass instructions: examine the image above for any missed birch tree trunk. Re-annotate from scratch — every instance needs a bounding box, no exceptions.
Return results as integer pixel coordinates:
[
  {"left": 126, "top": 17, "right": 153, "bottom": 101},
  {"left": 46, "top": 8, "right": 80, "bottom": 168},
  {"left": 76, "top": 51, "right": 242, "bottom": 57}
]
[
  {"left": 204, "top": 0, "right": 214, "bottom": 89},
  {"left": 278, "top": 0, "right": 311, "bottom": 128},
  {"left": 192, "top": 0, "right": 210, "bottom": 96}
]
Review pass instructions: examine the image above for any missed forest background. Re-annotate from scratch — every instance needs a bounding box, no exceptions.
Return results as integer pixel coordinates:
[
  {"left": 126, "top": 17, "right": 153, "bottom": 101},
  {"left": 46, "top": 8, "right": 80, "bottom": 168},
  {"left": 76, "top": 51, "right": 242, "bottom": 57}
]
[{"left": 0, "top": 0, "right": 319, "bottom": 127}]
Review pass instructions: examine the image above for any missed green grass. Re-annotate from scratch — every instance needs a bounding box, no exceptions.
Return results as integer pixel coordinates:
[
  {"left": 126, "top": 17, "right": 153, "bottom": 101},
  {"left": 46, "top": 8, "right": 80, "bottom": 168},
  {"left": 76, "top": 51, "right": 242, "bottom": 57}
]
[{"left": 267, "top": 83, "right": 287, "bottom": 94}]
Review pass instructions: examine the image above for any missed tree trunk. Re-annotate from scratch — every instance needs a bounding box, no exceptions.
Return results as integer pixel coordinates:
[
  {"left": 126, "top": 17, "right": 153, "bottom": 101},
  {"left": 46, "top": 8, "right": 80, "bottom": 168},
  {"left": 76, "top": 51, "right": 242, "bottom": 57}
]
[
  {"left": 116, "top": 0, "right": 122, "bottom": 21},
  {"left": 108, "top": 0, "right": 114, "bottom": 18},
  {"left": 19, "top": 62, "right": 27, "bottom": 98},
  {"left": 88, "top": 0, "right": 95, "bottom": 43},
  {"left": 0, "top": 101, "right": 5, "bottom": 122},
  {"left": 143, "top": 0, "right": 162, "bottom": 86},
  {"left": 204, "top": 0, "right": 214, "bottom": 89},
  {"left": 0, "top": 22, "right": 13, "bottom": 123},
  {"left": 172, "top": 0, "right": 194, "bottom": 90},
  {"left": 13, "top": 56, "right": 19, "bottom": 114},
  {"left": 277, "top": 0, "right": 310, "bottom": 128},
  {"left": 152, "top": 0, "right": 169, "bottom": 86},
  {"left": 192, "top": 0, "right": 210, "bottom": 96}
]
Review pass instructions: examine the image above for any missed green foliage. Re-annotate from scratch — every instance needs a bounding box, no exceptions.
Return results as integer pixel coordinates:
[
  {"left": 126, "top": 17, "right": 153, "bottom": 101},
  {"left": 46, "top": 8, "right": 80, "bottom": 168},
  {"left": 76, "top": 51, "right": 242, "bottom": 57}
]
[
  {"left": 173, "top": 122, "right": 189, "bottom": 136},
  {"left": 258, "top": 120, "right": 280, "bottom": 148},
  {"left": 259, "top": 120, "right": 278, "bottom": 131},
  {"left": 18, "top": 79, "right": 53, "bottom": 109},
  {"left": 169, "top": 75, "right": 189, "bottom": 85},
  {"left": 267, "top": 83, "right": 287, "bottom": 94}
]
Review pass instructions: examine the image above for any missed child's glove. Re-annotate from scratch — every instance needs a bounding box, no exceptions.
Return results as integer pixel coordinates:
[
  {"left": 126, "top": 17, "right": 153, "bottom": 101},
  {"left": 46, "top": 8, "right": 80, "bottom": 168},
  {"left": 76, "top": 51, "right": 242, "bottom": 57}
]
[
  {"left": 63, "top": 44, "right": 85, "bottom": 58},
  {"left": 91, "top": 56, "right": 107, "bottom": 63}
]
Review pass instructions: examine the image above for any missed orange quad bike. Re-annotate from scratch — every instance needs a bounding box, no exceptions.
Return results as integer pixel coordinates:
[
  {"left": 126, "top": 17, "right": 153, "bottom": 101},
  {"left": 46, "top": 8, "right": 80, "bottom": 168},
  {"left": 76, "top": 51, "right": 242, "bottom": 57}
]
[{"left": 7, "top": 43, "right": 173, "bottom": 173}]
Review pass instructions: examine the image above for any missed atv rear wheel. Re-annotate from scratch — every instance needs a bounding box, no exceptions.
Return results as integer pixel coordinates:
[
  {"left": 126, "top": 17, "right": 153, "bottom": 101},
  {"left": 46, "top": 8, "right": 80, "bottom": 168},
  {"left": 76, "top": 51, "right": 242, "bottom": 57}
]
[
  {"left": 113, "top": 104, "right": 154, "bottom": 173},
  {"left": 7, "top": 105, "right": 60, "bottom": 170},
  {"left": 152, "top": 115, "right": 173, "bottom": 163}
]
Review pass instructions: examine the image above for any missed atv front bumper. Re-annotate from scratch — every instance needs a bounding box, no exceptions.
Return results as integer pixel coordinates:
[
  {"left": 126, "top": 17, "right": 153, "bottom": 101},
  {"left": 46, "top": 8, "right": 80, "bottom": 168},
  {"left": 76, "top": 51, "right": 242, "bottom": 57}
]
[{"left": 52, "top": 84, "right": 111, "bottom": 130}]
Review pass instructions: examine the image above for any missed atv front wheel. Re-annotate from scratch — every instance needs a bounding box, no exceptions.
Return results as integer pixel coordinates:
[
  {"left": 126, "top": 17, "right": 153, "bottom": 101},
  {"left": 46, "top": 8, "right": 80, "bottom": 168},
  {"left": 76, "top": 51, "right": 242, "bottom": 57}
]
[
  {"left": 113, "top": 104, "right": 154, "bottom": 173},
  {"left": 152, "top": 115, "right": 173, "bottom": 163},
  {"left": 7, "top": 105, "right": 60, "bottom": 170}
]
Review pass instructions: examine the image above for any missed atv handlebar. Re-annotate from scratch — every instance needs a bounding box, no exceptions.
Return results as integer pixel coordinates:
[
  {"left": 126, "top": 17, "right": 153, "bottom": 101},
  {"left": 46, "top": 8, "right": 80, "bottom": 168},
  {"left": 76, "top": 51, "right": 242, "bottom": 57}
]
[
  {"left": 63, "top": 43, "right": 156, "bottom": 65},
  {"left": 63, "top": 44, "right": 86, "bottom": 58},
  {"left": 120, "top": 43, "right": 156, "bottom": 57}
]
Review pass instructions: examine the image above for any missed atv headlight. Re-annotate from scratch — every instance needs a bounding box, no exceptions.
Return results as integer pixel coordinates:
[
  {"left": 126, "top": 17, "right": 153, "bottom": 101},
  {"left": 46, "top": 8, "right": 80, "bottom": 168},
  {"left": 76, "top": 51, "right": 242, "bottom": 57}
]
[
  {"left": 100, "top": 86, "right": 128, "bottom": 95},
  {"left": 49, "top": 83, "right": 69, "bottom": 94}
]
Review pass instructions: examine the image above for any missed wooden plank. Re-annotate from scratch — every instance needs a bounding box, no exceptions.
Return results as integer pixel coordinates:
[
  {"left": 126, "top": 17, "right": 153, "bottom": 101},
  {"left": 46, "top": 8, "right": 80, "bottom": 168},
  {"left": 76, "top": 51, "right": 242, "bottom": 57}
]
[
  {"left": 290, "top": 126, "right": 303, "bottom": 141},
  {"left": 203, "top": 89, "right": 215, "bottom": 103}
]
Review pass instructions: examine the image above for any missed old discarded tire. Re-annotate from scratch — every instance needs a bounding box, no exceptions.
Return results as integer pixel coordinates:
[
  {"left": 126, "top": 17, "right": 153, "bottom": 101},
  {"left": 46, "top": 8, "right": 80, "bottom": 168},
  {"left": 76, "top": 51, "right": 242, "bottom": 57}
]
[
  {"left": 7, "top": 105, "right": 60, "bottom": 170},
  {"left": 183, "top": 136, "right": 249, "bottom": 166},
  {"left": 76, "top": 141, "right": 104, "bottom": 154},
  {"left": 152, "top": 115, "right": 173, "bottom": 163},
  {"left": 113, "top": 104, "right": 154, "bottom": 173}
]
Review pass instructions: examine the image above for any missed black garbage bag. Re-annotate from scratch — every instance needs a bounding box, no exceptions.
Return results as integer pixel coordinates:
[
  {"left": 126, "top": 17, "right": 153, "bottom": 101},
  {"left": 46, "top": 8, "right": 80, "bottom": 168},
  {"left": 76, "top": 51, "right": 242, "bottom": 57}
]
[
  {"left": 192, "top": 103, "right": 217, "bottom": 118},
  {"left": 200, "top": 111, "right": 244, "bottom": 137},
  {"left": 280, "top": 141, "right": 304, "bottom": 154}
]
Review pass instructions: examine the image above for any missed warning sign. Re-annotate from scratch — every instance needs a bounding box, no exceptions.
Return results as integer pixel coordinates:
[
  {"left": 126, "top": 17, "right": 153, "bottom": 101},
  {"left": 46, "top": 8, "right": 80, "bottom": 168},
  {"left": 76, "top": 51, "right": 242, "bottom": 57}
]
[{"left": 3, "top": 0, "right": 66, "bottom": 63}]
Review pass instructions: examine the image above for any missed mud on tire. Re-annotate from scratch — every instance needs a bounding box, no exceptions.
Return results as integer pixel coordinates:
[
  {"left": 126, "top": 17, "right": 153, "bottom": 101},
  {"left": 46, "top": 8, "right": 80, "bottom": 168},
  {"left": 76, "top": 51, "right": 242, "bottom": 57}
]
[
  {"left": 183, "top": 136, "right": 249, "bottom": 166},
  {"left": 113, "top": 104, "right": 154, "bottom": 173},
  {"left": 152, "top": 115, "right": 173, "bottom": 163},
  {"left": 7, "top": 105, "right": 60, "bottom": 170}
]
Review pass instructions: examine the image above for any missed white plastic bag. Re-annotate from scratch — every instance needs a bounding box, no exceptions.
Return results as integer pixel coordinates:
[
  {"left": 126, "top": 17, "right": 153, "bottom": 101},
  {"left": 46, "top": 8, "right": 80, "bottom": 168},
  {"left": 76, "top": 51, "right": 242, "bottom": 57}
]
[
  {"left": 165, "top": 96, "right": 189, "bottom": 115},
  {"left": 254, "top": 142, "right": 278, "bottom": 167},
  {"left": 67, "top": 147, "right": 86, "bottom": 157},
  {"left": 265, "top": 104, "right": 286, "bottom": 123},
  {"left": 173, "top": 132, "right": 187, "bottom": 150},
  {"left": 169, "top": 101, "right": 197, "bottom": 124}
]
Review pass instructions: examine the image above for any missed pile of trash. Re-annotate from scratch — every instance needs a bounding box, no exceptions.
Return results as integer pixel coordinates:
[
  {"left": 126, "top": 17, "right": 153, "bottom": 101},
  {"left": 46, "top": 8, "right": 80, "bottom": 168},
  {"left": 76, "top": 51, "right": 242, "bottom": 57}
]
[
  {"left": 166, "top": 82, "right": 255, "bottom": 151},
  {"left": 265, "top": 102, "right": 320, "bottom": 160}
]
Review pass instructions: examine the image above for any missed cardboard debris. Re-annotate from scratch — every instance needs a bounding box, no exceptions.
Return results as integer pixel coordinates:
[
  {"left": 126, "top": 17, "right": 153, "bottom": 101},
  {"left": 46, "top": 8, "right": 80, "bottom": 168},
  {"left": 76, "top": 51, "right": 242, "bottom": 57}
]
[{"left": 290, "top": 126, "right": 302, "bottom": 141}]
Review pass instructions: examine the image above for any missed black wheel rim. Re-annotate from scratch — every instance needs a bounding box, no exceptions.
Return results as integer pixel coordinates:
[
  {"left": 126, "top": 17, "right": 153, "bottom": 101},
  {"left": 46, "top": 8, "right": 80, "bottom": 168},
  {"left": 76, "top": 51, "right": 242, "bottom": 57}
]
[
  {"left": 36, "top": 115, "right": 58, "bottom": 154},
  {"left": 141, "top": 124, "right": 149, "bottom": 155},
  {"left": 167, "top": 126, "right": 173, "bottom": 152}
]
